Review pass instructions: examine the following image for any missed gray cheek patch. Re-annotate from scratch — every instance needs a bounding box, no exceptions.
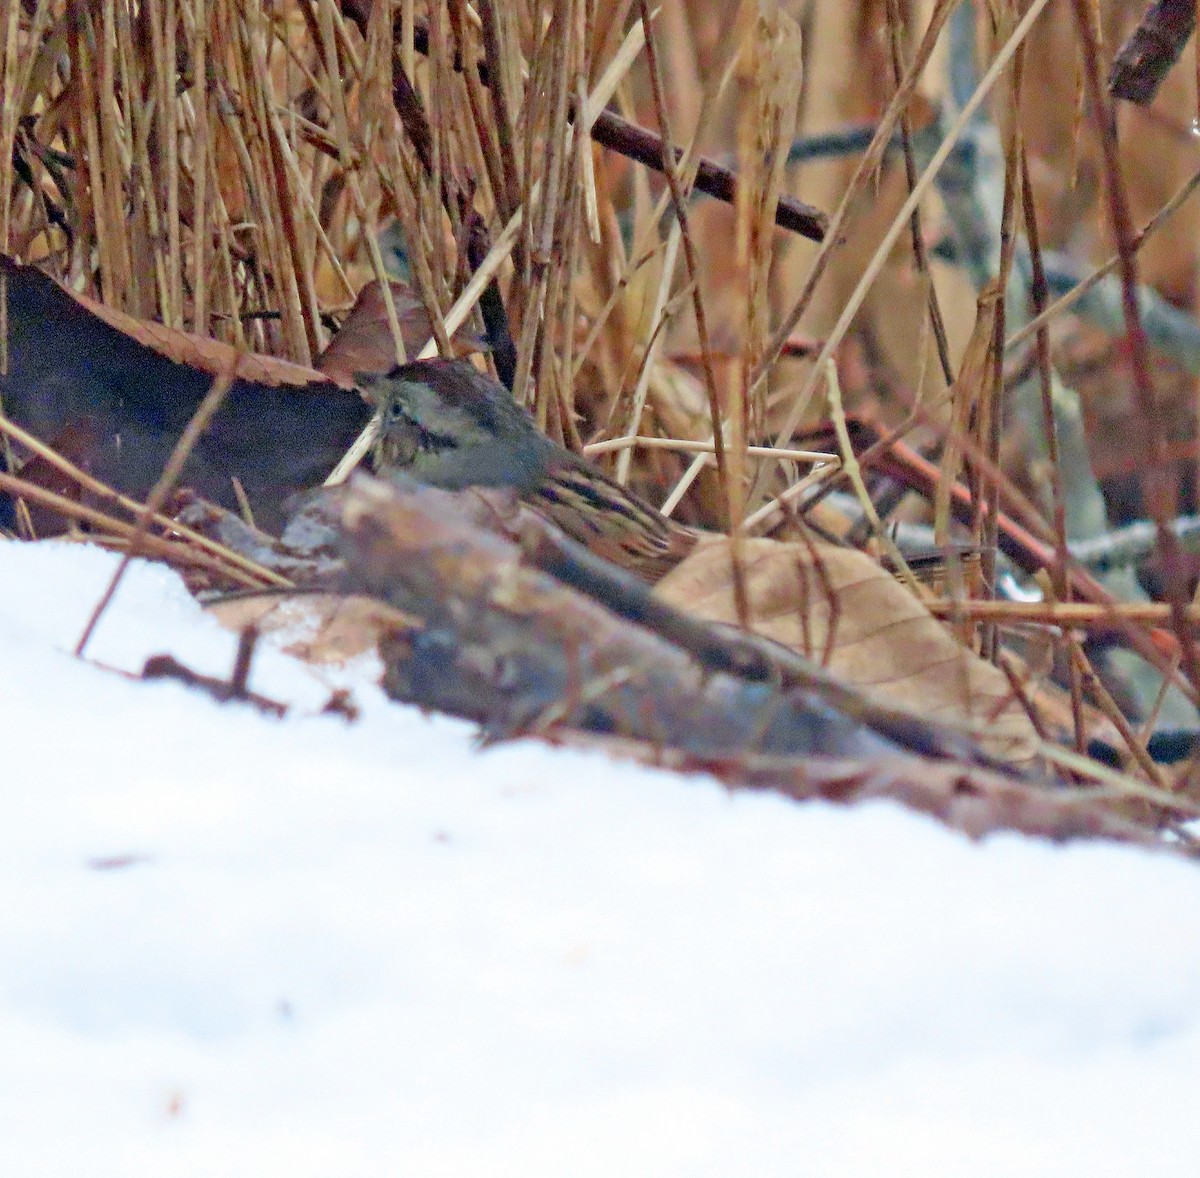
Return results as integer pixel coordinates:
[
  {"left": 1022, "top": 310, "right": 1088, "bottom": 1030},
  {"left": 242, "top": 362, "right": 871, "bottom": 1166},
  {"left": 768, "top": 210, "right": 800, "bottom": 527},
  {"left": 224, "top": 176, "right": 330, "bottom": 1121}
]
[{"left": 405, "top": 382, "right": 492, "bottom": 448}]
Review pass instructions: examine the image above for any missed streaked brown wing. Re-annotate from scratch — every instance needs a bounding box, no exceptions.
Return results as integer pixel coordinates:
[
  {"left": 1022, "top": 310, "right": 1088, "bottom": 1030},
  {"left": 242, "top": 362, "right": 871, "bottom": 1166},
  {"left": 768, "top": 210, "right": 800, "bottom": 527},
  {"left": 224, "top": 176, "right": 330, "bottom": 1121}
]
[{"left": 531, "top": 461, "right": 697, "bottom": 583}]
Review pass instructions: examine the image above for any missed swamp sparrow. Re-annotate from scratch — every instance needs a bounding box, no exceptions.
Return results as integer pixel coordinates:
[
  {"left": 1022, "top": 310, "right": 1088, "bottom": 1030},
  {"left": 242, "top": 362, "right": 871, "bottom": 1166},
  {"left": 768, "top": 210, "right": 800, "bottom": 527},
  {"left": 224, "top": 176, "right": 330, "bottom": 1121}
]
[{"left": 360, "top": 358, "right": 697, "bottom": 582}]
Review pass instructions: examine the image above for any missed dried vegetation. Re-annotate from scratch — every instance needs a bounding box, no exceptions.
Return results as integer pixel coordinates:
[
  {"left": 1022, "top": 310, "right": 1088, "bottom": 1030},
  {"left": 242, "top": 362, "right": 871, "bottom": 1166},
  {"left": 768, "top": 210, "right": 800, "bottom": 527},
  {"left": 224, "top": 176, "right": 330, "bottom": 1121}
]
[{"left": 5, "top": 0, "right": 1200, "bottom": 847}]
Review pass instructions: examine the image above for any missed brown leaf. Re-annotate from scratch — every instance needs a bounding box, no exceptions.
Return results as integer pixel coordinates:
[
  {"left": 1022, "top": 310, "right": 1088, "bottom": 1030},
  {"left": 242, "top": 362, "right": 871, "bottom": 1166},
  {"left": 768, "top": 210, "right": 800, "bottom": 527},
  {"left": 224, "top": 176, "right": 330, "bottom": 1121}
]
[
  {"left": 70, "top": 281, "right": 352, "bottom": 390},
  {"left": 316, "top": 280, "right": 485, "bottom": 384},
  {"left": 656, "top": 536, "right": 1041, "bottom": 763}
]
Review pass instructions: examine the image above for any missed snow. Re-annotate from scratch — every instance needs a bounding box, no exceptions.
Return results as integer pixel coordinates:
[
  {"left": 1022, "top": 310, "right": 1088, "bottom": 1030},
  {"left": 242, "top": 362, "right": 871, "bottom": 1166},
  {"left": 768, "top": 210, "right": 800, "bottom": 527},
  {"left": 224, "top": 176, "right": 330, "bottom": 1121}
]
[{"left": 1, "top": 539, "right": 1198, "bottom": 1176}]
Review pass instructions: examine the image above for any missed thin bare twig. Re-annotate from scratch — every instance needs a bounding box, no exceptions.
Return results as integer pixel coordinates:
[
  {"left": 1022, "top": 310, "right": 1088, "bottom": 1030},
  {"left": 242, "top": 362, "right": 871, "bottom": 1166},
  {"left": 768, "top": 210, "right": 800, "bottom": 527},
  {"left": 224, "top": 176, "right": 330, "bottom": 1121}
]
[
  {"left": 637, "top": 0, "right": 748, "bottom": 626},
  {"left": 75, "top": 354, "right": 242, "bottom": 657},
  {"left": 1069, "top": 0, "right": 1200, "bottom": 694}
]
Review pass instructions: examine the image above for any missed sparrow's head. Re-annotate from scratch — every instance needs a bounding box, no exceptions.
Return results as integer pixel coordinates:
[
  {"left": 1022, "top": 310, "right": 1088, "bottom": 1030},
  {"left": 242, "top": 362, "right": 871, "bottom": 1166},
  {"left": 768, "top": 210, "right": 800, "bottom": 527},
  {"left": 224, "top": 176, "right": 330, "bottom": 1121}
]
[{"left": 358, "top": 358, "right": 554, "bottom": 492}]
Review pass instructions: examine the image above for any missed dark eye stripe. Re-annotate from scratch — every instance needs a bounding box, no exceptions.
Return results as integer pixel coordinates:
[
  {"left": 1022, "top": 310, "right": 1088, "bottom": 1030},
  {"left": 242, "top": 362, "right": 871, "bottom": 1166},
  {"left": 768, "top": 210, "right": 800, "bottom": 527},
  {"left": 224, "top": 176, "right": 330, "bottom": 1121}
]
[
  {"left": 382, "top": 403, "right": 461, "bottom": 457},
  {"left": 416, "top": 423, "right": 460, "bottom": 452}
]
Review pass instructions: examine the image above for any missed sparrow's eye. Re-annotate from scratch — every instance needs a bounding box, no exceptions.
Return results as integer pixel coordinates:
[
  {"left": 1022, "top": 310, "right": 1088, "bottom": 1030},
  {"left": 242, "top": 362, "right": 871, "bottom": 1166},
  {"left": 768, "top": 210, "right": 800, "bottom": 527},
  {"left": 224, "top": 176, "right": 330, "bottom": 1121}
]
[{"left": 388, "top": 400, "right": 406, "bottom": 420}]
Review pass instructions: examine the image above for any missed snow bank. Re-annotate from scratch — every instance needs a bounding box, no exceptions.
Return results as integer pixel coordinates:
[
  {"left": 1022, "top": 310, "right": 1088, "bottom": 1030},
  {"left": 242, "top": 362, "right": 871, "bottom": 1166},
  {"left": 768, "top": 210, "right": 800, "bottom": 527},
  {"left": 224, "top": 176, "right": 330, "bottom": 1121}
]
[{"left": 1, "top": 541, "right": 1197, "bottom": 1176}]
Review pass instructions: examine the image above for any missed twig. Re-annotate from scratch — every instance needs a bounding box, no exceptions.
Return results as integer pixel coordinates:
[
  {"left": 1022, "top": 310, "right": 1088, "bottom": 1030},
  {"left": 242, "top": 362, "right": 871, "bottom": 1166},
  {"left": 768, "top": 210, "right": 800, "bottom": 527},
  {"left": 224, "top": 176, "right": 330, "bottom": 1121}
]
[
  {"left": 584, "top": 435, "right": 835, "bottom": 463},
  {"left": 924, "top": 599, "right": 1200, "bottom": 627},
  {"left": 790, "top": 414, "right": 1198, "bottom": 696},
  {"left": 75, "top": 355, "right": 241, "bottom": 657},
  {"left": 1066, "top": 635, "right": 1169, "bottom": 788},
  {"left": 141, "top": 631, "right": 286, "bottom": 718},
  {"left": 0, "top": 411, "right": 287, "bottom": 587},
  {"left": 370, "top": 9, "right": 829, "bottom": 242},
  {"left": 0, "top": 470, "right": 277, "bottom": 589},
  {"left": 749, "top": 0, "right": 961, "bottom": 421},
  {"left": 613, "top": 222, "right": 682, "bottom": 484},
  {"left": 1069, "top": 514, "right": 1200, "bottom": 571},
  {"left": 825, "top": 360, "right": 922, "bottom": 597},
  {"left": 787, "top": 124, "right": 879, "bottom": 163},
  {"left": 1037, "top": 741, "right": 1200, "bottom": 819},
  {"left": 586, "top": 108, "right": 826, "bottom": 242},
  {"left": 1070, "top": 0, "right": 1200, "bottom": 693},
  {"left": 324, "top": 15, "right": 648, "bottom": 485},
  {"left": 637, "top": 0, "right": 746, "bottom": 625},
  {"left": 1021, "top": 143, "right": 1083, "bottom": 746},
  {"left": 742, "top": 462, "right": 842, "bottom": 534},
  {"left": 884, "top": 0, "right": 954, "bottom": 386},
  {"left": 1108, "top": 0, "right": 1195, "bottom": 103},
  {"left": 1005, "top": 163, "right": 1200, "bottom": 352}
]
